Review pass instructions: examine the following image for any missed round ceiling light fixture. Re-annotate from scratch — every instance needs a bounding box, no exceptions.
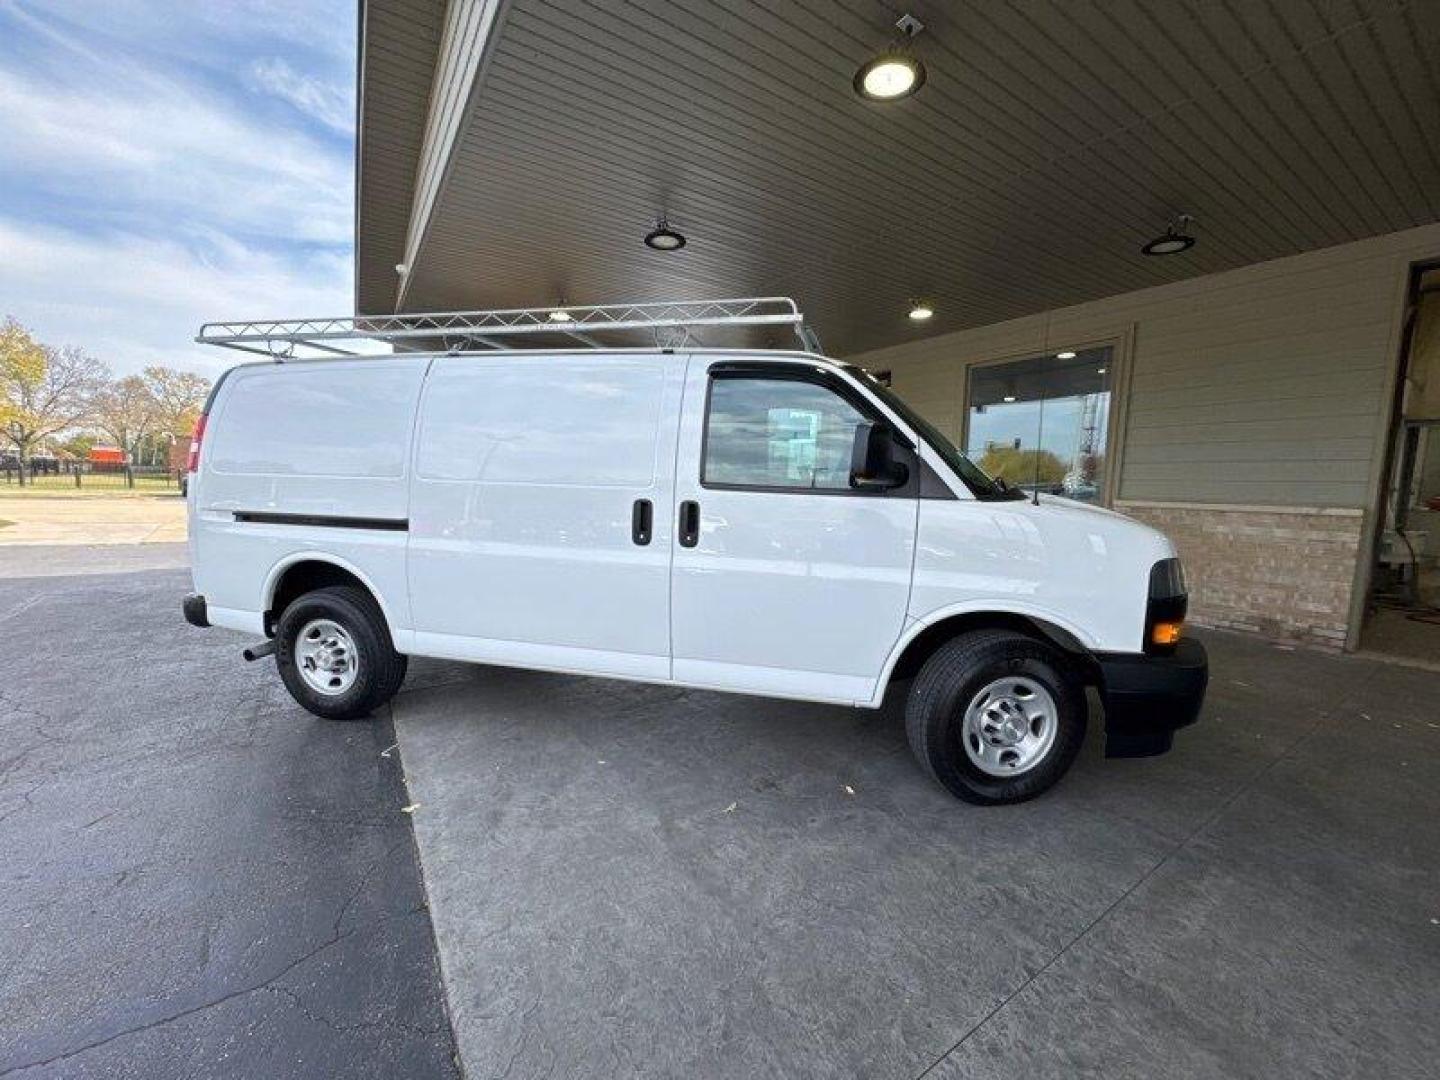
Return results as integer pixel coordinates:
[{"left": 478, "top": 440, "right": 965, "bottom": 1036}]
[
  {"left": 854, "top": 14, "right": 927, "bottom": 102},
  {"left": 1056, "top": 350, "right": 1077, "bottom": 360},
  {"left": 644, "top": 217, "right": 686, "bottom": 251},
  {"left": 1142, "top": 213, "right": 1196, "bottom": 256},
  {"left": 908, "top": 301, "right": 934, "bottom": 321}
]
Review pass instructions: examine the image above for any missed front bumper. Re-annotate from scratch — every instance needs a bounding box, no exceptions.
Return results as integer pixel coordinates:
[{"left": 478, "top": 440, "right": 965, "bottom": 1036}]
[{"left": 1095, "top": 638, "right": 1208, "bottom": 758}]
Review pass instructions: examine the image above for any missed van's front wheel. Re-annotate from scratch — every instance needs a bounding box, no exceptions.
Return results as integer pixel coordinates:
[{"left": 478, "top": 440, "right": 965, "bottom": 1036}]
[
  {"left": 906, "top": 630, "right": 1086, "bottom": 805},
  {"left": 275, "top": 585, "right": 407, "bottom": 721}
]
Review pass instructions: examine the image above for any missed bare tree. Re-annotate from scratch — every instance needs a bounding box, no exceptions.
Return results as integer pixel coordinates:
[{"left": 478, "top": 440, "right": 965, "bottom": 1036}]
[
  {"left": 93, "top": 374, "right": 159, "bottom": 463},
  {"left": 1, "top": 318, "right": 108, "bottom": 465}
]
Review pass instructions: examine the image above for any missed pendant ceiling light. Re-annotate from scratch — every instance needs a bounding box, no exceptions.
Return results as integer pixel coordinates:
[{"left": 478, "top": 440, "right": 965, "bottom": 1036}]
[
  {"left": 644, "top": 216, "right": 686, "bottom": 251},
  {"left": 1142, "top": 213, "right": 1197, "bottom": 256},
  {"left": 854, "top": 14, "right": 927, "bottom": 102}
]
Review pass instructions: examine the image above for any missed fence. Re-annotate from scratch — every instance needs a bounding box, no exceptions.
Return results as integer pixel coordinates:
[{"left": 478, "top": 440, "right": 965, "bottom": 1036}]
[{"left": 0, "top": 461, "right": 181, "bottom": 491}]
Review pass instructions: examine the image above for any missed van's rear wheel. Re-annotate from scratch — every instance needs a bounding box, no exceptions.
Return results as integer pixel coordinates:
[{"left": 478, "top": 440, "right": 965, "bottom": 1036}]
[
  {"left": 906, "top": 630, "right": 1086, "bottom": 805},
  {"left": 275, "top": 585, "right": 407, "bottom": 721}
]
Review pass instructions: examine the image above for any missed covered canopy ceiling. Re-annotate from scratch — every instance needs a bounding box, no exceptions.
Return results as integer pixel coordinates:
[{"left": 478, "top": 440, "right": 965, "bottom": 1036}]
[{"left": 357, "top": 0, "right": 1440, "bottom": 355}]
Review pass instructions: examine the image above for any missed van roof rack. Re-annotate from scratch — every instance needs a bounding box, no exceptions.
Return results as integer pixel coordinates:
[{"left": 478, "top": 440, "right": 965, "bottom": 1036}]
[{"left": 195, "top": 297, "right": 821, "bottom": 359}]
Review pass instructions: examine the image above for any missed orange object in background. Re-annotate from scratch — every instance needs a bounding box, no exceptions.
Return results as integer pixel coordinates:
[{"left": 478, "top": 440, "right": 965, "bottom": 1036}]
[{"left": 88, "top": 446, "right": 125, "bottom": 465}]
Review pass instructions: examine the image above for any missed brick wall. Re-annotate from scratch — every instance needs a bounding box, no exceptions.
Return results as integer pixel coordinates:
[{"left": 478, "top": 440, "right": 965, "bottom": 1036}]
[{"left": 1118, "top": 502, "right": 1365, "bottom": 650}]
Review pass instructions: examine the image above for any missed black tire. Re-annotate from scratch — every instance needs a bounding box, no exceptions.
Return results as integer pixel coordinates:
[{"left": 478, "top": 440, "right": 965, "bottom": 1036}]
[
  {"left": 906, "top": 629, "right": 1086, "bottom": 805},
  {"left": 274, "top": 585, "right": 407, "bottom": 721}
]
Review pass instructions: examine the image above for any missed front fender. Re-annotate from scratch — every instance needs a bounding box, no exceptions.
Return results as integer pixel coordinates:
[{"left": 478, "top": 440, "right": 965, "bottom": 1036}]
[{"left": 866, "top": 601, "right": 1100, "bottom": 708}]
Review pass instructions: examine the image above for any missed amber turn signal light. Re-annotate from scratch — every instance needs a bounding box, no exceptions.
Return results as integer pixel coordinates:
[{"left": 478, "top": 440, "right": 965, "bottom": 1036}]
[{"left": 1151, "top": 621, "right": 1184, "bottom": 647}]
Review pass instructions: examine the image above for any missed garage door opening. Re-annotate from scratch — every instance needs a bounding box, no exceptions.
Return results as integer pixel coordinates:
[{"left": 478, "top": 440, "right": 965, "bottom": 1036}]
[{"left": 1363, "top": 260, "right": 1440, "bottom": 664}]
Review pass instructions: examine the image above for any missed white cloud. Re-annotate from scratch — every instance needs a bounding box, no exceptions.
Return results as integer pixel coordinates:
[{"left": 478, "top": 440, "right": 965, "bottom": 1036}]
[
  {"left": 248, "top": 56, "right": 354, "bottom": 134},
  {"left": 7, "top": 1, "right": 356, "bottom": 75},
  {"left": 0, "top": 62, "right": 352, "bottom": 246},
  {"left": 0, "top": 0, "right": 360, "bottom": 379},
  {"left": 0, "top": 218, "right": 353, "bottom": 378}
]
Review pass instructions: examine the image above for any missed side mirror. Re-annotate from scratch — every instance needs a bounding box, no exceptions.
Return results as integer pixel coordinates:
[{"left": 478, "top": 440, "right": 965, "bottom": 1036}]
[{"left": 849, "top": 421, "right": 908, "bottom": 491}]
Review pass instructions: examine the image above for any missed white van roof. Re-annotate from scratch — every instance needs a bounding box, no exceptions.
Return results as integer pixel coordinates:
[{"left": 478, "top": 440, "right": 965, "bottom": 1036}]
[{"left": 196, "top": 297, "right": 821, "bottom": 361}]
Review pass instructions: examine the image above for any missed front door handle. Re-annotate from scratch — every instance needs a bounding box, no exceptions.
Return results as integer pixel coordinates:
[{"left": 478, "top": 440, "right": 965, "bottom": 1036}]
[
  {"left": 678, "top": 500, "right": 700, "bottom": 548},
  {"left": 632, "top": 498, "right": 653, "bottom": 546}
]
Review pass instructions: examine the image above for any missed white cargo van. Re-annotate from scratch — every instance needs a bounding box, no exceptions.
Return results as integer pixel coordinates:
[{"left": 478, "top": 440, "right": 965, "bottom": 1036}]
[{"left": 184, "top": 299, "right": 1206, "bottom": 804}]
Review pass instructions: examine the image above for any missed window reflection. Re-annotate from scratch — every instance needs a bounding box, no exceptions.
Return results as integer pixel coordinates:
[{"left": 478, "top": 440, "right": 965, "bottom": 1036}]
[
  {"left": 705, "top": 378, "right": 865, "bottom": 490},
  {"left": 966, "top": 347, "right": 1114, "bottom": 502}
]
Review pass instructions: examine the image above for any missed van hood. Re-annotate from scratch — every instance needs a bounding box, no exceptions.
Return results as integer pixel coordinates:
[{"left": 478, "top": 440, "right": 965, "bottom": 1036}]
[
  {"left": 1026, "top": 492, "right": 1176, "bottom": 561},
  {"left": 1031, "top": 492, "right": 1129, "bottom": 522}
]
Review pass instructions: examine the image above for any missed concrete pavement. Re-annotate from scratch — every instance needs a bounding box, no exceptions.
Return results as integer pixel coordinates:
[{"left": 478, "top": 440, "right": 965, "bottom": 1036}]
[
  {"left": 0, "top": 496, "right": 186, "bottom": 546},
  {"left": 394, "top": 632, "right": 1440, "bottom": 1079}
]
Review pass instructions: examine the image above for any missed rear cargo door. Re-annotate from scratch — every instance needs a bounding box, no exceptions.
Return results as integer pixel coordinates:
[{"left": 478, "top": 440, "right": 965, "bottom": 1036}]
[{"left": 407, "top": 352, "right": 686, "bottom": 680}]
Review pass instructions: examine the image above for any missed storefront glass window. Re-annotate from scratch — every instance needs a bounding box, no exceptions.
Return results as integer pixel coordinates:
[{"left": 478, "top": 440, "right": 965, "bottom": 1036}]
[{"left": 965, "top": 347, "right": 1114, "bottom": 503}]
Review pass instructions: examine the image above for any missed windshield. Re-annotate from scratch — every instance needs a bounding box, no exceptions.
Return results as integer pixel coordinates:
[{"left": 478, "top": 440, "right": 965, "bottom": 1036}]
[{"left": 844, "top": 365, "right": 1024, "bottom": 501}]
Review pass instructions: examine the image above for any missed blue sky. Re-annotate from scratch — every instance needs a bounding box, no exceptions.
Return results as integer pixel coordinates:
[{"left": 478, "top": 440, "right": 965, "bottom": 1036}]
[{"left": 0, "top": 0, "right": 357, "bottom": 377}]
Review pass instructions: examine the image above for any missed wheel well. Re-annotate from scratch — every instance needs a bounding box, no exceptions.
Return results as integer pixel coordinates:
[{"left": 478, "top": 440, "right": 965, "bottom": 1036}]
[
  {"left": 266, "top": 561, "right": 375, "bottom": 635},
  {"left": 888, "top": 612, "right": 1100, "bottom": 687}
]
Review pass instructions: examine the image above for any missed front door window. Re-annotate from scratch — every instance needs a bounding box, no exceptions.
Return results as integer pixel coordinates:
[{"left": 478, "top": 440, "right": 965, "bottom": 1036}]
[{"left": 703, "top": 377, "right": 867, "bottom": 492}]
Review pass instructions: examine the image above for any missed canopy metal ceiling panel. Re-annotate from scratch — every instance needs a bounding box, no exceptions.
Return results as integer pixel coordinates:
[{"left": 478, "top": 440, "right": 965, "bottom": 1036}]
[{"left": 358, "top": 0, "right": 1440, "bottom": 355}]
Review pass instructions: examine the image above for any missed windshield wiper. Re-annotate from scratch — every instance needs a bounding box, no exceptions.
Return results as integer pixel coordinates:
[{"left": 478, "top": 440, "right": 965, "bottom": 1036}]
[{"left": 985, "top": 476, "right": 1029, "bottom": 502}]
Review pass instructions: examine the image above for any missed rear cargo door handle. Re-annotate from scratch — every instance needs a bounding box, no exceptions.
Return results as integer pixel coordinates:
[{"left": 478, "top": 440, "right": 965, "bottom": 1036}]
[
  {"left": 631, "top": 498, "right": 653, "bottom": 546},
  {"left": 678, "top": 500, "right": 700, "bottom": 548}
]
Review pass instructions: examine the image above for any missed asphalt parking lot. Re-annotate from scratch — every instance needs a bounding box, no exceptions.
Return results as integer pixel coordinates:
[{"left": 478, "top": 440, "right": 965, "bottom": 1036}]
[
  {"left": 4, "top": 543, "right": 1439, "bottom": 1078},
  {"left": 0, "top": 545, "right": 456, "bottom": 1079}
]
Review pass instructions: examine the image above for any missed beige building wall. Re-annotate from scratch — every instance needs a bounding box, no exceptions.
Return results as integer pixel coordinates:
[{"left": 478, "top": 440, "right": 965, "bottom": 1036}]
[{"left": 846, "top": 223, "right": 1440, "bottom": 649}]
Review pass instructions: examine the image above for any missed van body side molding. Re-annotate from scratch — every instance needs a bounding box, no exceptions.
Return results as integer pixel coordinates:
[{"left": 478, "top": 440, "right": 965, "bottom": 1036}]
[{"left": 232, "top": 511, "right": 408, "bottom": 532}]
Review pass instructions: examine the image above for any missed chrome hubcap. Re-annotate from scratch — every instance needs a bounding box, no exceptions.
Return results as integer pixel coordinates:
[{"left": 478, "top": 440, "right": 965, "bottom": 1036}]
[
  {"left": 961, "top": 676, "right": 1058, "bottom": 777},
  {"left": 295, "top": 618, "right": 358, "bottom": 696}
]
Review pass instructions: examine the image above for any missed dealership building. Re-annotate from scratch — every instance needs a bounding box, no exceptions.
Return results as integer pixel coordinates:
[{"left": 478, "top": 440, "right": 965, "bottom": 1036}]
[{"left": 356, "top": 0, "right": 1440, "bottom": 660}]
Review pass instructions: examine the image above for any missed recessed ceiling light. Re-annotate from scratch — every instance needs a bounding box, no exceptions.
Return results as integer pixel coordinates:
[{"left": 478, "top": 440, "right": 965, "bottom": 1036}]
[
  {"left": 908, "top": 302, "right": 934, "bottom": 321},
  {"left": 1056, "top": 350, "right": 1076, "bottom": 360},
  {"left": 854, "top": 14, "right": 926, "bottom": 102},
  {"left": 1142, "top": 213, "right": 1196, "bottom": 256},
  {"left": 644, "top": 217, "right": 686, "bottom": 251},
  {"left": 1097, "top": 366, "right": 1108, "bottom": 374},
  {"left": 1003, "top": 395, "right": 1016, "bottom": 403}
]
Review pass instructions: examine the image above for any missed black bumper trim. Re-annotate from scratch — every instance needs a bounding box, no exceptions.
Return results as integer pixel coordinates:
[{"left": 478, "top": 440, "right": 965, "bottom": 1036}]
[
  {"left": 183, "top": 593, "right": 209, "bottom": 629},
  {"left": 1095, "top": 638, "right": 1208, "bottom": 758}
]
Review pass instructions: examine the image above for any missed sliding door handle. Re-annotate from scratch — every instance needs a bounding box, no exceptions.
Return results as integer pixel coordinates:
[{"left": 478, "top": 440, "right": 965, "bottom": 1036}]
[
  {"left": 678, "top": 500, "right": 700, "bottom": 548},
  {"left": 631, "top": 498, "right": 653, "bottom": 545}
]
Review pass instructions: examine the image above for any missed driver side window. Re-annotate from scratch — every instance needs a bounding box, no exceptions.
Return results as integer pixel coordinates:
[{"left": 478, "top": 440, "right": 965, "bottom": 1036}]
[{"left": 703, "top": 376, "right": 867, "bottom": 491}]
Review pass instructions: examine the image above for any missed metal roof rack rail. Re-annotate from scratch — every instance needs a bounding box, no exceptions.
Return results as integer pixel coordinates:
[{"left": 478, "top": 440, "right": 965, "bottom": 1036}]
[{"left": 195, "top": 297, "right": 820, "bottom": 359}]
